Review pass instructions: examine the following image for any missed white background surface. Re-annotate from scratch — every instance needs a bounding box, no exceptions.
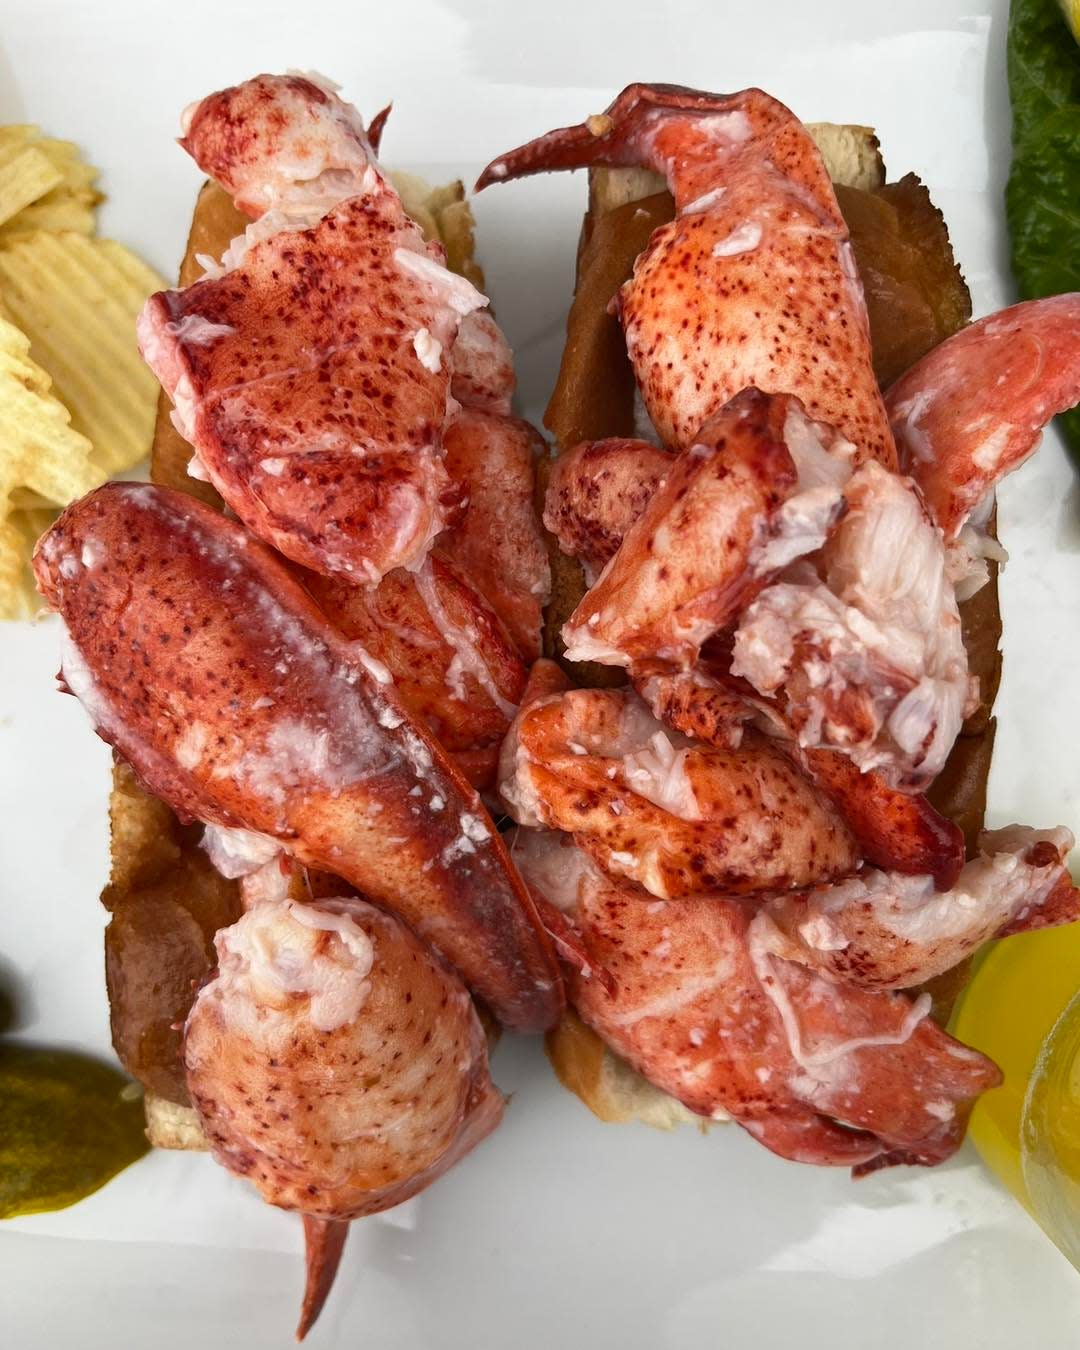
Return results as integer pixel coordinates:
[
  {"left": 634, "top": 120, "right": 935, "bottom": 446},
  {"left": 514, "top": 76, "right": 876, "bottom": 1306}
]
[{"left": 3, "top": 0, "right": 1080, "bottom": 1345}]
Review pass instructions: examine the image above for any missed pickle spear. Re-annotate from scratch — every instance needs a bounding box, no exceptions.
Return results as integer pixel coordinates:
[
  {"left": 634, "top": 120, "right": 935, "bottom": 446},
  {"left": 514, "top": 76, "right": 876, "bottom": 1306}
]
[{"left": 0, "top": 1043, "right": 148, "bottom": 1218}]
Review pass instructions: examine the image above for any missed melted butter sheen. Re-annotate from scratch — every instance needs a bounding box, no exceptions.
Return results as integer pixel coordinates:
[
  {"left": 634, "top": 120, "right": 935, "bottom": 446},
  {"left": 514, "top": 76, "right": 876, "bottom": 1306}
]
[{"left": 0, "top": 1044, "right": 149, "bottom": 1218}]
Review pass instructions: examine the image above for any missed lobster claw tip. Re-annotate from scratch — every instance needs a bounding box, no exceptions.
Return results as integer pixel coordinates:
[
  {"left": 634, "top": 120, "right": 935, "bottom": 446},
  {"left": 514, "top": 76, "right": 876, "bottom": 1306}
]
[
  {"left": 366, "top": 102, "right": 392, "bottom": 155},
  {"left": 474, "top": 84, "right": 657, "bottom": 192},
  {"left": 296, "top": 1215, "right": 350, "bottom": 1341},
  {"left": 474, "top": 83, "right": 752, "bottom": 193}
]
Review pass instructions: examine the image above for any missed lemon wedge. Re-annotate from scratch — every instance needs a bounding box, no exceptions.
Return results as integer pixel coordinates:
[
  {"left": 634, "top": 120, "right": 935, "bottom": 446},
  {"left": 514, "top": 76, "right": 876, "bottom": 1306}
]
[{"left": 951, "top": 921, "right": 1080, "bottom": 1206}]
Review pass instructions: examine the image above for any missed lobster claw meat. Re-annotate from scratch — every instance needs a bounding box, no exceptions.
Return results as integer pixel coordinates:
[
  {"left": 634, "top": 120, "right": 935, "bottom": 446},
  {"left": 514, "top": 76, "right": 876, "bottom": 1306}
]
[
  {"left": 299, "top": 1217, "right": 349, "bottom": 1341},
  {"left": 34, "top": 482, "right": 562, "bottom": 1032},
  {"left": 478, "top": 82, "right": 895, "bottom": 466},
  {"left": 887, "top": 294, "right": 1080, "bottom": 539}
]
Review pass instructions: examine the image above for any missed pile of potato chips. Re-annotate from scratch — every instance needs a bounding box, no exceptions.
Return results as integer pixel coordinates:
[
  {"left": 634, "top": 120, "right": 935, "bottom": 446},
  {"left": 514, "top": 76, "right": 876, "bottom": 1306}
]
[{"left": 0, "top": 126, "right": 164, "bottom": 618}]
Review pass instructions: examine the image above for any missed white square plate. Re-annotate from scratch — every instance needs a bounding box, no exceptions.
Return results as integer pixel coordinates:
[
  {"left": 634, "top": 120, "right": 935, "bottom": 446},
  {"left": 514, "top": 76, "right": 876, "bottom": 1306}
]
[{"left": 3, "top": 1, "right": 1080, "bottom": 1344}]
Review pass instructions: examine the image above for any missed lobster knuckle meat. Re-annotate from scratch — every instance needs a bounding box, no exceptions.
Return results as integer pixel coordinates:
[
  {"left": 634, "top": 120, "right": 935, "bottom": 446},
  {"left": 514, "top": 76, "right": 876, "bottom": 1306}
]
[
  {"left": 34, "top": 482, "right": 562, "bottom": 1032},
  {"left": 144, "top": 73, "right": 489, "bottom": 585},
  {"left": 184, "top": 896, "right": 503, "bottom": 1216},
  {"left": 633, "top": 663, "right": 758, "bottom": 753},
  {"left": 476, "top": 77, "right": 1080, "bottom": 1178},
  {"left": 731, "top": 460, "right": 972, "bottom": 788},
  {"left": 545, "top": 437, "right": 674, "bottom": 582},
  {"left": 180, "top": 73, "right": 376, "bottom": 217},
  {"left": 137, "top": 191, "right": 472, "bottom": 582},
  {"left": 561, "top": 389, "right": 851, "bottom": 670},
  {"left": 500, "top": 686, "right": 858, "bottom": 899},
  {"left": 451, "top": 310, "right": 516, "bottom": 416}
]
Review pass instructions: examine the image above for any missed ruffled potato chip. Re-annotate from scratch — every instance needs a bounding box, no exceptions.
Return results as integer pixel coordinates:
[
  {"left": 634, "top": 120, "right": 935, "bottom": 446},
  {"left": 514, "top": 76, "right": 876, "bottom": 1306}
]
[
  {"left": 0, "top": 127, "right": 101, "bottom": 243},
  {"left": 0, "top": 126, "right": 101, "bottom": 191},
  {"left": 0, "top": 231, "right": 163, "bottom": 476},
  {"left": 0, "top": 148, "right": 62, "bottom": 228},
  {"left": 0, "top": 314, "right": 102, "bottom": 617},
  {"left": 0, "top": 191, "right": 97, "bottom": 242}
]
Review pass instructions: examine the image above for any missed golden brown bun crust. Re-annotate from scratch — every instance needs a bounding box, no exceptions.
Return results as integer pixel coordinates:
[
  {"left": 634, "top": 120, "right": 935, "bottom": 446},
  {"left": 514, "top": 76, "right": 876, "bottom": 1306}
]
[
  {"left": 542, "top": 193, "right": 671, "bottom": 685},
  {"left": 149, "top": 182, "right": 247, "bottom": 504},
  {"left": 546, "top": 1009, "right": 705, "bottom": 1129},
  {"left": 542, "top": 129, "right": 1000, "bottom": 1129},
  {"left": 102, "top": 183, "right": 247, "bottom": 1120},
  {"left": 387, "top": 173, "right": 486, "bottom": 292},
  {"left": 103, "top": 760, "right": 241, "bottom": 1106},
  {"left": 836, "top": 176, "right": 972, "bottom": 389}
]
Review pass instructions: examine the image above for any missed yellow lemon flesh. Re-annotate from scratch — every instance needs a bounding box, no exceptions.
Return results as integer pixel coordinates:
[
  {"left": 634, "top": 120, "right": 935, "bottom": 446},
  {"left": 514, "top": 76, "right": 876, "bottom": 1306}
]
[
  {"left": 952, "top": 922, "right": 1080, "bottom": 1206},
  {"left": 1022, "top": 987, "right": 1080, "bottom": 1264}
]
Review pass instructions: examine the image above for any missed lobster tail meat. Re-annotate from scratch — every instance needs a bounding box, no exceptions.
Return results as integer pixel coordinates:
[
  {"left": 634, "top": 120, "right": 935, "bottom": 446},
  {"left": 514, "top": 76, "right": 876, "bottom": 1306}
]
[
  {"left": 34, "top": 483, "right": 562, "bottom": 1031},
  {"left": 516, "top": 842, "right": 1000, "bottom": 1171}
]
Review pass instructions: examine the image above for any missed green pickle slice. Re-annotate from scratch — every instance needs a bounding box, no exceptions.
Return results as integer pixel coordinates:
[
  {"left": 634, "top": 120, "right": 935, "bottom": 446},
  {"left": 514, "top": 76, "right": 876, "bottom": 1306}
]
[{"left": 0, "top": 1043, "right": 149, "bottom": 1218}]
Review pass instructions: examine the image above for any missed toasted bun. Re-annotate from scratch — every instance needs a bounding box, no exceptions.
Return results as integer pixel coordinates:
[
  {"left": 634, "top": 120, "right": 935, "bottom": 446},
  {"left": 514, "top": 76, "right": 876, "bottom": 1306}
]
[
  {"left": 145, "top": 1094, "right": 210, "bottom": 1151},
  {"left": 546, "top": 1009, "right": 709, "bottom": 1129},
  {"left": 586, "top": 122, "right": 883, "bottom": 218},
  {"left": 147, "top": 182, "right": 245, "bottom": 504},
  {"left": 387, "top": 173, "right": 485, "bottom": 291},
  {"left": 107, "top": 171, "right": 487, "bottom": 1150},
  {"left": 542, "top": 124, "right": 995, "bottom": 1130},
  {"left": 805, "top": 122, "right": 885, "bottom": 192},
  {"left": 103, "top": 760, "right": 240, "bottom": 1107}
]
